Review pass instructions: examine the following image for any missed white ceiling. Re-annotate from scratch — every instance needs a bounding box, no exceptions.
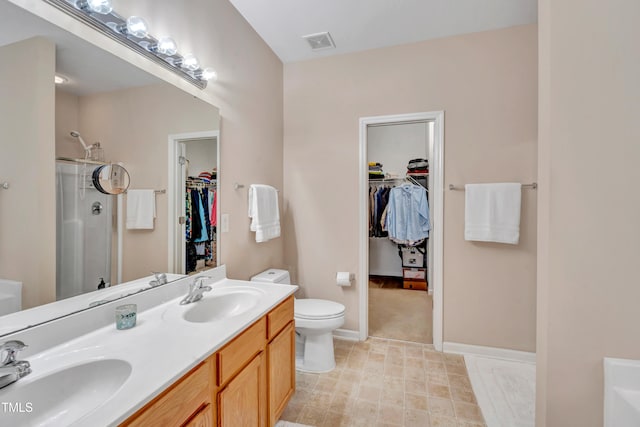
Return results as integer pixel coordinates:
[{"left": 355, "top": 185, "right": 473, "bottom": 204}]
[
  {"left": 228, "top": 0, "right": 538, "bottom": 63},
  {"left": 0, "top": 1, "right": 160, "bottom": 96}
]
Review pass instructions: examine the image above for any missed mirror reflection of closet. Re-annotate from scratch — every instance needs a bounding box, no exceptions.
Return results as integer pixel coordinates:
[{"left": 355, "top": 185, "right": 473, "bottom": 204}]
[
  {"left": 178, "top": 135, "right": 219, "bottom": 275},
  {"left": 367, "top": 120, "right": 434, "bottom": 345}
]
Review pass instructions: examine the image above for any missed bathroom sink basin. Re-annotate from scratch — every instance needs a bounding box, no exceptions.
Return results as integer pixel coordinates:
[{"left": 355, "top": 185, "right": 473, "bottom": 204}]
[
  {"left": 183, "top": 287, "right": 264, "bottom": 323},
  {"left": 0, "top": 359, "right": 132, "bottom": 426}
]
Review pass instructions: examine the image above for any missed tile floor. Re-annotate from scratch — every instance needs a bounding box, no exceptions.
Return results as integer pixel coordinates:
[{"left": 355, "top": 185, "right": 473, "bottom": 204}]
[{"left": 280, "top": 337, "right": 486, "bottom": 427}]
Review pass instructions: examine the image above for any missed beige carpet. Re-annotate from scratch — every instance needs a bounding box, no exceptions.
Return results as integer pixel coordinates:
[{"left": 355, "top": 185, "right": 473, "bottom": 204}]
[{"left": 368, "top": 277, "right": 433, "bottom": 344}]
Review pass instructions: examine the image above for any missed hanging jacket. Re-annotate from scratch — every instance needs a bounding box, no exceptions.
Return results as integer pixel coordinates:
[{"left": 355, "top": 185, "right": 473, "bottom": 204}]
[
  {"left": 190, "top": 189, "right": 202, "bottom": 241},
  {"left": 194, "top": 190, "right": 209, "bottom": 243},
  {"left": 385, "top": 184, "right": 430, "bottom": 245}
]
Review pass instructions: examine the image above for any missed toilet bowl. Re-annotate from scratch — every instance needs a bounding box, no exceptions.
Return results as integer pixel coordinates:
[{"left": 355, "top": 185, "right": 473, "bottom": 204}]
[{"left": 251, "top": 269, "right": 345, "bottom": 373}]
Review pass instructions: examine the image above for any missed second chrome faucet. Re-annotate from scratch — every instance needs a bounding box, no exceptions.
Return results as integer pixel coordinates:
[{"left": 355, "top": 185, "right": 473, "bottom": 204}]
[{"left": 180, "top": 276, "right": 213, "bottom": 305}]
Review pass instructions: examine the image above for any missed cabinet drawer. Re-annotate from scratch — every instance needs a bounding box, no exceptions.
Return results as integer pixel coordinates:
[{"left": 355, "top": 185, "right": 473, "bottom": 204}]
[
  {"left": 267, "top": 296, "right": 294, "bottom": 340},
  {"left": 123, "top": 359, "right": 212, "bottom": 427},
  {"left": 217, "top": 317, "right": 266, "bottom": 386}
]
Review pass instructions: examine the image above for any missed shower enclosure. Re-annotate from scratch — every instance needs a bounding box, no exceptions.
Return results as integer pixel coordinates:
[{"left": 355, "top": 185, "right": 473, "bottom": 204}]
[{"left": 56, "top": 161, "right": 112, "bottom": 300}]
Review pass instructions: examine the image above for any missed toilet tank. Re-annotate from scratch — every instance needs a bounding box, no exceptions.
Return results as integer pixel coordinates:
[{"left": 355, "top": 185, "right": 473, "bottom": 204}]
[{"left": 250, "top": 269, "right": 291, "bottom": 284}]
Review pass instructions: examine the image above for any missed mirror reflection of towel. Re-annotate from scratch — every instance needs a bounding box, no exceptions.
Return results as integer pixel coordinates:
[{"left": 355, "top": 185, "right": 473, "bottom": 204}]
[
  {"left": 126, "top": 190, "right": 156, "bottom": 230},
  {"left": 248, "top": 184, "right": 280, "bottom": 243}
]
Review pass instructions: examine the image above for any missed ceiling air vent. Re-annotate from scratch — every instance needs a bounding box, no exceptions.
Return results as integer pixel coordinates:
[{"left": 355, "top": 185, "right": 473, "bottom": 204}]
[{"left": 302, "top": 32, "right": 336, "bottom": 51}]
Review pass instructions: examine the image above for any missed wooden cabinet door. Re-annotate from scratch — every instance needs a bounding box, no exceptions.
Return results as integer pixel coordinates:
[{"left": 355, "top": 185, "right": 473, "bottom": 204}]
[
  {"left": 185, "top": 404, "right": 213, "bottom": 427},
  {"left": 267, "top": 321, "right": 295, "bottom": 426},
  {"left": 218, "top": 352, "right": 267, "bottom": 427}
]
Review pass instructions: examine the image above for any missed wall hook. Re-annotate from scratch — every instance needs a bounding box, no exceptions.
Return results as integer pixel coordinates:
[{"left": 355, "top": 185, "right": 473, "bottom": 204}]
[
  {"left": 233, "top": 182, "right": 245, "bottom": 190},
  {"left": 1, "top": 182, "right": 9, "bottom": 190}
]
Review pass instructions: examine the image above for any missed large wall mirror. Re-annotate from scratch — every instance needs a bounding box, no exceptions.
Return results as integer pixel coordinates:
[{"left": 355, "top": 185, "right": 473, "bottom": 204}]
[{"left": 0, "top": 0, "right": 220, "bottom": 336}]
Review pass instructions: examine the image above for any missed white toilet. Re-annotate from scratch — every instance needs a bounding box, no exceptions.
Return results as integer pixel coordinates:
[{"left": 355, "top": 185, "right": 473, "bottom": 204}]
[{"left": 251, "top": 269, "right": 345, "bottom": 373}]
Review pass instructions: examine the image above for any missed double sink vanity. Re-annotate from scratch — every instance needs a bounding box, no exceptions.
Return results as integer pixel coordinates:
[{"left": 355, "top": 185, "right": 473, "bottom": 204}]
[{"left": 0, "top": 266, "right": 298, "bottom": 426}]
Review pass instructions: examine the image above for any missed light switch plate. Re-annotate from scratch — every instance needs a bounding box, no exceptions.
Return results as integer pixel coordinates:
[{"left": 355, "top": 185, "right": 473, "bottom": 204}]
[{"left": 221, "top": 213, "right": 229, "bottom": 232}]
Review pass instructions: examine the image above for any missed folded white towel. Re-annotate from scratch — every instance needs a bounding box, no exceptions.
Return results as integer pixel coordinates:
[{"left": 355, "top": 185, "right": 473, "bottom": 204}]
[
  {"left": 248, "top": 184, "right": 280, "bottom": 243},
  {"left": 464, "top": 183, "right": 522, "bottom": 244},
  {"left": 126, "top": 189, "right": 156, "bottom": 230}
]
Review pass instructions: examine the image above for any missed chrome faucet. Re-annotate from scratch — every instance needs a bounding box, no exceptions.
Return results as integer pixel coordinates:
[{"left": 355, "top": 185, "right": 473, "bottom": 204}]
[
  {"left": 180, "top": 276, "right": 213, "bottom": 305},
  {"left": 149, "top": 272, "right": 168, "bottom": 288},
  {"left": 0, "top": 340, "right": 31, "bottom": 389}
]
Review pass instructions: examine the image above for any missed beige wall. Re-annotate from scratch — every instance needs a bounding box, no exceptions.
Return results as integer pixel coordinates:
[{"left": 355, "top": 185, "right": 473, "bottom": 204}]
[
  {"left": 0, "top": 38, "right": 56, "bottom": 309},
  {"left": 283, "top": 25, "right": 538, "bottom": 351},
  {"left": 537, "top": 1, "right": 640, "bottom": 425},
  {"left": 75, "top": 83, "right": 218, "bottom": 282},
  {"left": 55, "top": 89, "right": 82, "bottom": 159}
]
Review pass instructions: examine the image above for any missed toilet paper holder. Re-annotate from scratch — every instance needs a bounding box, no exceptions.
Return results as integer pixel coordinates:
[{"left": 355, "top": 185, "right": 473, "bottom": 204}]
[{"left": 336, "top": 272, "right": 354, "bottom": 286}]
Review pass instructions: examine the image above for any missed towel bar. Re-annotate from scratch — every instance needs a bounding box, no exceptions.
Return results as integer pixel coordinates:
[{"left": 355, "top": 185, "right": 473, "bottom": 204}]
[{"left": 449, "top": 182, "right": 537, "bottom": 191}]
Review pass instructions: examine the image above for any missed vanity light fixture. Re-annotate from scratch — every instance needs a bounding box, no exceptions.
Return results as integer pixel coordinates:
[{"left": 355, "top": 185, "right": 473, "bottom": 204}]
[{"left": 42, "top": 0, "right": 217, "bottom": 89}]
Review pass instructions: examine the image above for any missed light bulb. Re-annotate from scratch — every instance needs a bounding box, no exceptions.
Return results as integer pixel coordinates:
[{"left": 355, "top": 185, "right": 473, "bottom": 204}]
[
  {"left": 85, "top": 0, "right": 112, "bottom": 14},
  {"left": 181, "top": 54, "right": 199, "bottom": 71},
  {"left": 156, "top": 37, "right": 177, "bottom": 56},
  {"left": 126, "top": 16, "right": 148, "bottom": 38},
  {"left": 200, "top": 68, "right": 218, "bottom": 81},
  {"left": 54, "top": 75, "right": 68, "bottom": 85}
]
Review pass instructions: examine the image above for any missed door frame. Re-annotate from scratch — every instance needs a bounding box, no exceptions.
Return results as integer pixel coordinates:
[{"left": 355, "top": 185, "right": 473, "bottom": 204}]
[
  {"left": 358, "top": 111, "right": 444, "bottom": 351},
  {"left": 167, "top": 130, "right": 220, "bottom": 274}
]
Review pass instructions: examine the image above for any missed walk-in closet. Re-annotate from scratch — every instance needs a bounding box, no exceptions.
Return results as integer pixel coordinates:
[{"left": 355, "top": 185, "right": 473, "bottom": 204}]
[{"left": 367, "top": 120, "right": 433, "bottom": 344}]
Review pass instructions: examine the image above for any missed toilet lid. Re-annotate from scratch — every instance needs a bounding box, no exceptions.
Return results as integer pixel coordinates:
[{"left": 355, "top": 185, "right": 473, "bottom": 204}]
[{"left": 295, "top": 299, "right": 345, "bottom": 320}]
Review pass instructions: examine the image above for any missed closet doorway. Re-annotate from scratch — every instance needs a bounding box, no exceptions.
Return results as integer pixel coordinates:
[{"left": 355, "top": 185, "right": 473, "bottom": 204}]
[
  {"left": 358, "top": 112, "right": 444, "bottom": 350},
  {"left": 168, "top": 131, "right": 220, "bottom": 275}
]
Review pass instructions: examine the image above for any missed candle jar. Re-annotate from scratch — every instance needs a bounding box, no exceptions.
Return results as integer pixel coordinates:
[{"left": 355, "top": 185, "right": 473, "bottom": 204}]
[{"left": 115, "top": 304, "right": 137, "bottom": 330}]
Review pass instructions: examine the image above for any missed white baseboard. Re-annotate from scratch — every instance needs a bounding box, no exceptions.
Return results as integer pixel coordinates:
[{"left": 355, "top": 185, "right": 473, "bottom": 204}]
[
  {"left": 443, "top": 342, "right": 536, "bottom": 364},
  {"left": 333, "top": 328, "right": 360, "bottom": 341}
]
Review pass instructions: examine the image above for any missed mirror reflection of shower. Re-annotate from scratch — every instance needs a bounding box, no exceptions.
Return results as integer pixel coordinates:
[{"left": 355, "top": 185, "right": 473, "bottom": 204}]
[
  {"left": 56, "top": 160, "right": 112, "bottom": 300},
  {"left": 70, "top": 131, "right": 103, "bottom": 162}
]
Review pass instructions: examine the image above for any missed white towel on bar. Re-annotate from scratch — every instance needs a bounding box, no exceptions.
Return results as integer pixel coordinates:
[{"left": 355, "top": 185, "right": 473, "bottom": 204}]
[
  {"left": 248, "top": 184, "right": 280, "bottom": 243},
  {"left": 126, "top": 189, "right": 156, "bottom": 230},
  {"left": 464, "top": 183, "right": 522, "bottom": 244}
]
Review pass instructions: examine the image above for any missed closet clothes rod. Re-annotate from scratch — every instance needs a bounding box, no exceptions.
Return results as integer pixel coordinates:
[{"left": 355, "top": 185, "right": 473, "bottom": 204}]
[
  {"left": 369, "top": 176, "right": 423, "bottom": 186},
  {"left": 448, "top": 182, "right": 537, "bottom": 191}
]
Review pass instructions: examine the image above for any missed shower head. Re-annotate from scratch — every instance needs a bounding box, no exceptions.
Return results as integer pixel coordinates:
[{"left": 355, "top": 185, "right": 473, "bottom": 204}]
[{"left": 70, "top": 130, "right": 90, "bottom": 151}]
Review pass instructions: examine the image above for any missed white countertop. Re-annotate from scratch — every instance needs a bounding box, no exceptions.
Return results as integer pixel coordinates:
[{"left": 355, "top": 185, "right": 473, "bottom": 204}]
[{"left": 0, "top": 268, "right": 297, "bottom": 426}]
